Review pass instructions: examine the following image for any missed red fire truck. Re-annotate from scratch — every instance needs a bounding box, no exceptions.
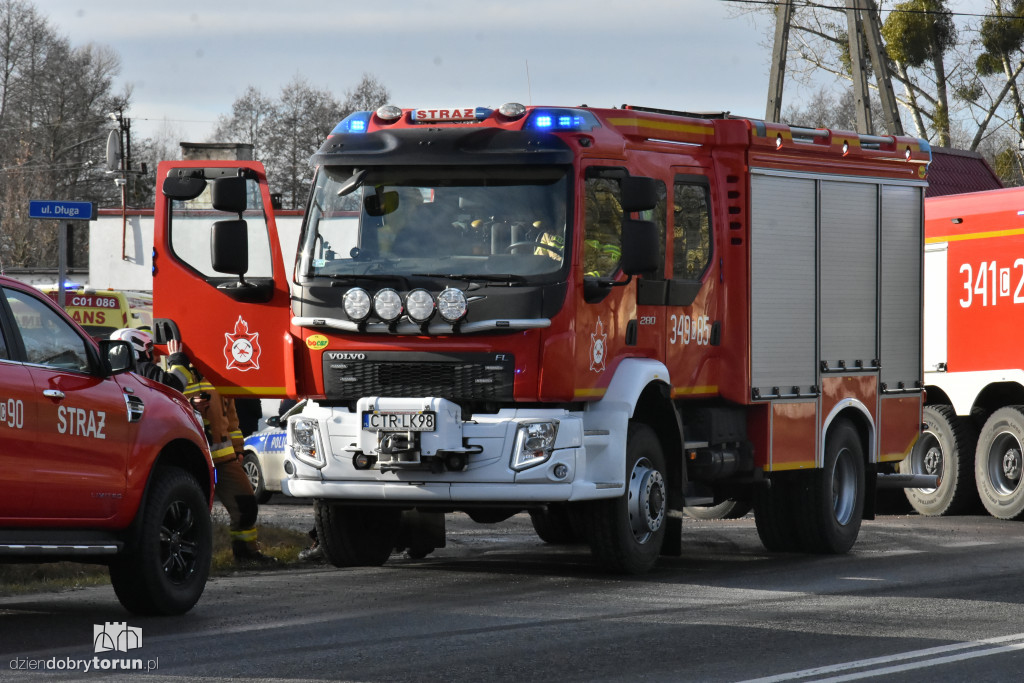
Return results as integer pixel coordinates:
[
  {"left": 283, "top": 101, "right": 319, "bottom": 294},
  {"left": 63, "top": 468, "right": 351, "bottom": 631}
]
[
  {"left": 902, "top": 187, "right": 1024, "bottom": 519},
  {"left": 153, "top": 103, "right": 931, "bottom": 573}
]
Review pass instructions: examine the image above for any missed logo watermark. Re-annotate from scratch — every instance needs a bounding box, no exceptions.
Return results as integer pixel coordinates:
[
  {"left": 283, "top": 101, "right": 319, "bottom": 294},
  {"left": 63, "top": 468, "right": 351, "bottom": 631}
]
[{"left": 9, "top": 623, "right": 159, "bottom": 674}]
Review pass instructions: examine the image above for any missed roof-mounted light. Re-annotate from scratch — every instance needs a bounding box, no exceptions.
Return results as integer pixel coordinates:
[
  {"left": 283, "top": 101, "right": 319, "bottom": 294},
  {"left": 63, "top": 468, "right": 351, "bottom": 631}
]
[
  {"left": 498, "top": 102, "right": 527, "bottom": 119},
  {"left": 331, "top": 111, "right": 372, "bottom": 134},
  {"left": 376, "top": 105, "right": 403, "bottom": 121},
  {"left": 524, "top": 108, "right": 599, "bottom": 132}
]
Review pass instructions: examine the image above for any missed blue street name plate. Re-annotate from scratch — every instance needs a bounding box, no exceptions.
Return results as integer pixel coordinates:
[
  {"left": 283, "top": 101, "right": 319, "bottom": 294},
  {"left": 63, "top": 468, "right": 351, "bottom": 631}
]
[{"left": 28, "top": 200, "right": 96, "bottom": 221}]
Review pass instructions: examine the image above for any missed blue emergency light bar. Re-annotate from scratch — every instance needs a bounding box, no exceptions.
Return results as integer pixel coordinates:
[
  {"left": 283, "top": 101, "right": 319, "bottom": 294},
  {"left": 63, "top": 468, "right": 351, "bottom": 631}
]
[
  {"left": 332, "top": 111, "right": 372, "bottom": 134},
  {"left": 524, "top": 108, "right": 600, "bottom": 132}
]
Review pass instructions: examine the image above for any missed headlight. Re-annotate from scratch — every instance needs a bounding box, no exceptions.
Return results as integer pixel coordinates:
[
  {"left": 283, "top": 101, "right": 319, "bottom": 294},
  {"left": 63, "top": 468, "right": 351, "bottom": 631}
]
[
  {"left": 405, "top": 288, "right": 435, "bottom": 323},
  {"left": 511, "top": 420, "right": 559, "bottom": 471},
  {"left": 343, "top": 287, "right": 372, "bottom": 322},
  {"left": 373, "top": 288, "right": 403, "bottom": 322},
  {"left": 290, "top": 416, "right": 325, "bottom": 468},
  {"left": 436, "top": 287, "right": 467, "bottom": 323}
]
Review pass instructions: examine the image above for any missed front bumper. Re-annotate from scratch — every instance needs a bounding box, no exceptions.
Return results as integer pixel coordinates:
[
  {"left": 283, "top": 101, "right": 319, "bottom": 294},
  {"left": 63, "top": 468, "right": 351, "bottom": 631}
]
[{"left": 281, "top": 397, "right": 623, "bottom": 504}]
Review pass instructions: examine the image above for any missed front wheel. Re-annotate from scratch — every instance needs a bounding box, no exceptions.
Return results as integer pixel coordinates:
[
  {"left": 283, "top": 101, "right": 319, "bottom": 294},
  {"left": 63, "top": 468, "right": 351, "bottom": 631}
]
[
  {"left": 314, "top": 501, "right": 401, "bottom": 567},
  {"left": 975, "top": 406, "right": 1024, "bottom": 520},
  {"left": 242, "top": 451, "right": 271, "bottom": 504},
  {"left": 109, "top": 467, "right": 212, "bottom": 615},
  {"left": 797, "top": 420, "right": 865, "bottom": 554},
  {"left": 586, "top": 422, "right": 667, "bottom": 574}
]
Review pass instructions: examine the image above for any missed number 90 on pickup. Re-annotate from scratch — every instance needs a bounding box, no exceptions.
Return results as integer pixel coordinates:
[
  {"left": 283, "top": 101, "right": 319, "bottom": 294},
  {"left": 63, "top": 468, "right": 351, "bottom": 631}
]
[{"left": 362, "top": 410, "right": 437, "bottom": 432}]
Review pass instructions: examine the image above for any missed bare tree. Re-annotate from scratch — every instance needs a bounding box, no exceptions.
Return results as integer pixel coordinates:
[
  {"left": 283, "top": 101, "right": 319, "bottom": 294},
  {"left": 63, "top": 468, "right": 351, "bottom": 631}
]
[{"left": 343, "top": 73, "right": 390, "bottom": 114}]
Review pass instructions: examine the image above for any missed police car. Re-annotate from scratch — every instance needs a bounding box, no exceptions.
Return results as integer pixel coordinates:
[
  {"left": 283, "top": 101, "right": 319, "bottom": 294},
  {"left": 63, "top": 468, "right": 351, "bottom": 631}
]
[
  {"left": 242, "top": 400, "right": 306, "bottom": 503},
  {"left": 0, "top": 277, "right": 214, "bottom": 615}
]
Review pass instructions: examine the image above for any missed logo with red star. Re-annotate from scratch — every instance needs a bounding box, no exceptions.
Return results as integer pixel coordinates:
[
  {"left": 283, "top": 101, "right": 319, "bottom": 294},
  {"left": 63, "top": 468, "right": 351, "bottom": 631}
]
[{"left": 224, "top": 316, "right": 261, "bottom": 372}]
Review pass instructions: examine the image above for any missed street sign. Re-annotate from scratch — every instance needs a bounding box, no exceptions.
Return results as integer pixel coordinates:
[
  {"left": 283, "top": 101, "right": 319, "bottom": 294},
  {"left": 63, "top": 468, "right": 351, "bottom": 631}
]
[{"left": 28, "top": 200, "right": 96, "bottom": 221}]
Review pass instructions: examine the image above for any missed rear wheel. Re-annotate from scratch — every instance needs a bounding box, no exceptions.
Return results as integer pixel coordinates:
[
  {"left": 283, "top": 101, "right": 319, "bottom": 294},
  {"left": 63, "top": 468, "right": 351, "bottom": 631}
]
[
  {"left": 242, "top": 451, "right": 271, "bottom": 504},
  {"left": 975, "top": 406, "right": 1024, "bottom": 520},
  {"left": 314, "top": 501, "right": 401, "bottom": 567},
  {"left": 900, "top": 405, "right": 977, "bottom": 516},
  {"left": 109, "top": 467, "right": 212, "bottom": 615},
  {"left": 797, "top": 420, "right": 864, "bottom": 554},
  {"left": 586, "top": 422, "right": 667, "bottom": 574},
  {"left": 684, "top": 499, "right": 752, "bottom": 520}
]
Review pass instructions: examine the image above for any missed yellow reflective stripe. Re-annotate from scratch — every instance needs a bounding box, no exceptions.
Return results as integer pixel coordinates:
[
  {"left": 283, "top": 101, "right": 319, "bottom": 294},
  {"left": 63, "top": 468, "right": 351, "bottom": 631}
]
[
  {"left": 211, "top": 443, "right": 235, "bottom": 459},
  {"left": 230, "top": 527, "right": 258, "bottom": 542}
]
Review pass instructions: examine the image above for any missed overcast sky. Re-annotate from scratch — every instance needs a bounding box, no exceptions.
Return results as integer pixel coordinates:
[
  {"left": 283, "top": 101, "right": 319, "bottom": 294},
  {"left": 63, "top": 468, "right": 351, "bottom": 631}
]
[{"left": 39, "top": 0, "right": 989, "bottom": 144}]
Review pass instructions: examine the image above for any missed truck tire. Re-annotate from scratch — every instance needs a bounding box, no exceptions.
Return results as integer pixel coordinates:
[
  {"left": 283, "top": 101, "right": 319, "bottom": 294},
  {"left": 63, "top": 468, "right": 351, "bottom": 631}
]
[
  {"left": 684, "top": 499, "right": 753, "bottom": 520},
  {"left": 797, "top": 420, "right": 864, "bottom": 554},
  {"left": 753, "top": 472, "right": 802, "bottom": 552},
  {"left": 242, "top": 451, "right": 272, "bottom": 504},
  {"left": 109, "top": 467, "right": 212, "bottom": 616},
  {"left": 314, "top": 501, "right": 401, "bottom": 567},
  {"left": 529, "top": 504, "right": 581, "bottom": 544},
  {"left": 975, "top": 406, "right": 1024, "bottom": 520},
  {"left": 585, "top": 422, "right": 667, "bottom": 574},
  {"left": 900, "top": 404, "right": 978, "bottom": 516}
]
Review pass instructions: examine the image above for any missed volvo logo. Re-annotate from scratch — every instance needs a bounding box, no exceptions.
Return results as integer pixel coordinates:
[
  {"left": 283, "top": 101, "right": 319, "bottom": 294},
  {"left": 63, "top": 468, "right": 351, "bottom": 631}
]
[{"left": 326, "top": 352, "right": 366, "bottom": 360}]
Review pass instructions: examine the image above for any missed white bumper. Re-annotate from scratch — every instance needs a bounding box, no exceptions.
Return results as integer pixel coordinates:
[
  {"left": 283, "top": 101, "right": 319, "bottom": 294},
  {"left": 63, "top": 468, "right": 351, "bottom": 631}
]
[{"left": 280, "top": 397, "right": 625, "bottom": 504}]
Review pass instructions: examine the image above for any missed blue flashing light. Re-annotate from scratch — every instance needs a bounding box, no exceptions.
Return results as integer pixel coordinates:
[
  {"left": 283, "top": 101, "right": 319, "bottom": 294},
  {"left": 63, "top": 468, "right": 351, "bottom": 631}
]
[
  {"left": 331, "top": 111, "right": 372, "bottom": 134},
  {"left": 524, "top": 108, "right": 599, "bottom": 132}
]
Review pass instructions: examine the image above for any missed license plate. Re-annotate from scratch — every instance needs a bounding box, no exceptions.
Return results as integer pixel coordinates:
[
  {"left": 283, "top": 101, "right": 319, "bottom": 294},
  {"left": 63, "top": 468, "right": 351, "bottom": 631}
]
[{"left": 362, "top": 410, "right": 436, "bottom": 432}]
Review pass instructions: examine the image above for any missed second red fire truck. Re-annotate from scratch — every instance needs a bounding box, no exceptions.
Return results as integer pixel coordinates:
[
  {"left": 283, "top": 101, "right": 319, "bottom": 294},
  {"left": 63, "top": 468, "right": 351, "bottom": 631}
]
[{"left": 153, "top": 102, "right": 931, "bottom": 573}]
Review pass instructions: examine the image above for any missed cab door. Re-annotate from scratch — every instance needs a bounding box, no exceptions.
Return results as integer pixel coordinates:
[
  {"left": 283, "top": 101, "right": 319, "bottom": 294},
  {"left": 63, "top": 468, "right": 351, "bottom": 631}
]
[
  {"left": 664, "top": 172, "right": 720, "bottom": 397},
  {"left": 1, "top": 285, "right": 128, "bottom": 520},
  {"left": 154, "top": 161, "right": 293, "bottom": 398}
]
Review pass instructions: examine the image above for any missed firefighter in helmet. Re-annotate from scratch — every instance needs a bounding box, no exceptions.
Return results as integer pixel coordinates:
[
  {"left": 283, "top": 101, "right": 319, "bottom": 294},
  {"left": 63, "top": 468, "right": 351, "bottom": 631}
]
[{"left": 110, "top": 328, "right": 193, "bottom": 393}]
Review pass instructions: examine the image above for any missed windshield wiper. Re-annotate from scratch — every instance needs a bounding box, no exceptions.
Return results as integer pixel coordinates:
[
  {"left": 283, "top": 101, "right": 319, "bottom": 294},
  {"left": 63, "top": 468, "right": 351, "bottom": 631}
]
[
  {"left": 324, "top": 273, "right": 412, "bottom": 289},
  {"left": 412, "top": 273, "right": 528, "bottom": 286}
]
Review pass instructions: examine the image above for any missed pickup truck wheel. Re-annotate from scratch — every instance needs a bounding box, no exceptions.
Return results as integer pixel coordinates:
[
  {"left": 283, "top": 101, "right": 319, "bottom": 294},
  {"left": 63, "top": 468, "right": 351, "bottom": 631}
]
[
  {"left": 314, "top": 501, "right": 401, "bottom": 567},
  {"left": 975, "top": 406, "right": 1024, "bottom": 520},
  {"left": 528, "top": 504, "right": 581, "bottom": 544},
  {"left": 242, "top": 451, "right": 272, "bottom": 504},
  {"left": 901, "top": 405, "right": 978, "bottom": 516},
  {"left": 109, "top": 468, "right": 212, "bottom": 615},
  {"left": 797, "top": 420, "right": 864, "bottom": 554},
  {"left": 586, "top": 422, "right": 667, "bottom": 574}
]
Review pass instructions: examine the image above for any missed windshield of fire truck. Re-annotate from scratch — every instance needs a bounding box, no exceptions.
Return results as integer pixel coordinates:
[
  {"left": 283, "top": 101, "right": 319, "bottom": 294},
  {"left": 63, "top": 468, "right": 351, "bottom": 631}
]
[{"left": 300, "top": 166, "right": 569, "bottom": 280}]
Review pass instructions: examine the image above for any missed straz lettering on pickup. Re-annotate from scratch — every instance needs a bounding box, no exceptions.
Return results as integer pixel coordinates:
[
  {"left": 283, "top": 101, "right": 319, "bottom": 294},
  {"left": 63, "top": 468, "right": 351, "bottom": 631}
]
[{"left": 57, "top": 406, "right": 106, "bottom": 439}]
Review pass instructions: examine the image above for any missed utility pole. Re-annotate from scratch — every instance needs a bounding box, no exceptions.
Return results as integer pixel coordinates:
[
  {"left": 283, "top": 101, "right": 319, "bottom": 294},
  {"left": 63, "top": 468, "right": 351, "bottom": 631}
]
[{"left": 766, "top": 0, "right": 903, "bottom": 136}]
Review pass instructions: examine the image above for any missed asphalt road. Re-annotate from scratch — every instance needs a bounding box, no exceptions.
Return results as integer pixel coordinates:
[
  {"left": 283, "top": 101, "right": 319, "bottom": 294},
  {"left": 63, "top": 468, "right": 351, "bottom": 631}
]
[{"left": 2, "top": 503, "right": 1024, "bottom": 682}]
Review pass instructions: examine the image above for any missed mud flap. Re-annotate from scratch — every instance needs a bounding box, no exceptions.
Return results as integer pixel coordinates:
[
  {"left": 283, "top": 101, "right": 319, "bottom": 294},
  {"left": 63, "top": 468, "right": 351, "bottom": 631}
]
[
  {"left": 395, "top": 510, "right": 446, "bottom": 556},
  {"left": 659, "top": 513, "right": 682, "bottom": 556}
]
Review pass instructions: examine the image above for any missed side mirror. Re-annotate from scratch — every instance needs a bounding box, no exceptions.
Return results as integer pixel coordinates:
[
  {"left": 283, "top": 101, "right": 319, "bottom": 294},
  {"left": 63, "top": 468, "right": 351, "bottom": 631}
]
[
  {"left": 211, "top": 219, "right": 249, "bottom": 276},
  {"left": 620, "top": 176, "right": 659, "bottom": 213},
  {"left": 620, "top": 219, "right": 661, "bottom": 276},
  {"left": 211, "top": 176, "right": 248, "bottom": 214},
  {"left": 100, "top": 339, "right": 136, "bottom": 376},
  {"left": 266, "top": 416, "right": 282, "bottom": 429},
  {"left": 162, "top": 174, "right": 207, "bottom": 201}
]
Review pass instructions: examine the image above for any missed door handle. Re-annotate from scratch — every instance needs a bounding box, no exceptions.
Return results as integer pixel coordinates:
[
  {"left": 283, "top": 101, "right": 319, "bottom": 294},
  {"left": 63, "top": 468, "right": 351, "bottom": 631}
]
[{"left": 43, "top": 389, "right": 65, "bottom": 399}]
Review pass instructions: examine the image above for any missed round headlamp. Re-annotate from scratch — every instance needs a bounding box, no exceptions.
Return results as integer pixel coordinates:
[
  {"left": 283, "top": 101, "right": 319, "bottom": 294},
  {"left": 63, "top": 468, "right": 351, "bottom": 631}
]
[
  {"left": 405, "top": 289, "right": 435, "bottom": 323},
  {"left": 343, "top": 287, "right": 372, "bottom": 322},
  {"left": 436, "top": 287, "right": 468, "bottom": 323},
  {"left": 373, "top": 288, "right": 404, "bottom": 322}
]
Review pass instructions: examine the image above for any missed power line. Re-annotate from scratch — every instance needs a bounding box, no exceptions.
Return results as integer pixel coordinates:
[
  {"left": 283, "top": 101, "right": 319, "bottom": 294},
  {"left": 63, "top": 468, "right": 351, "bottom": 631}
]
[{"left": 722, "top": 0, "right": 1024, "bottom": 20}]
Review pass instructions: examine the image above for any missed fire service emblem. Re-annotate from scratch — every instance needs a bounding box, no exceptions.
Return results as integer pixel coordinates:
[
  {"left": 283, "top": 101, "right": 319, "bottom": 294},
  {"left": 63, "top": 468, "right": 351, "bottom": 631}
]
[{"left": 224, "top": 316, "right": 261, "bottom": 372}]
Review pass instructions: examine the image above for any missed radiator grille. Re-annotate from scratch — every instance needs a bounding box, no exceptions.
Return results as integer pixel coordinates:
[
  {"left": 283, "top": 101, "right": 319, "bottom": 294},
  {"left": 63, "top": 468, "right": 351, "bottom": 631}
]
[{"left": 323, "top": 351, "right": 514, "bottom": 401}]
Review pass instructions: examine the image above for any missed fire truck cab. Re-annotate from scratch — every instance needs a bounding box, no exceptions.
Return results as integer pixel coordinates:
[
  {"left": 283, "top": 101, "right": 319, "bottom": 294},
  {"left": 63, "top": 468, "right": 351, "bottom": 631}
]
[{"left": 153, "top": 102, "right": 930, "bottom": 573}]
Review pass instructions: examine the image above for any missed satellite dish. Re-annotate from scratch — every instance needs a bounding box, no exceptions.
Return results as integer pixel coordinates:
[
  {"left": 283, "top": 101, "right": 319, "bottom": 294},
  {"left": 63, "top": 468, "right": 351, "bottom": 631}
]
[{"left": 105, "top": 130, "right": 121, "bottom": 172}]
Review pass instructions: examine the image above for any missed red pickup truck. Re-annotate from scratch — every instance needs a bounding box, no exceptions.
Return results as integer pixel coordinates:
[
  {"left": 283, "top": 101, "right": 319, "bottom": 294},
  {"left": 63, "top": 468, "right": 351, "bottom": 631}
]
[{"left": 0, "top": 276, "right": 214, "bottom": 615}]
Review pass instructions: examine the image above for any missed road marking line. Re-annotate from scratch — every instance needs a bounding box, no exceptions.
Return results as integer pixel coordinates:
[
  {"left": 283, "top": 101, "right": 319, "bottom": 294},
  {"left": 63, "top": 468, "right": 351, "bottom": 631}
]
[{"left": 736, "top": 632, "right": 1024, "bottom": 683}]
